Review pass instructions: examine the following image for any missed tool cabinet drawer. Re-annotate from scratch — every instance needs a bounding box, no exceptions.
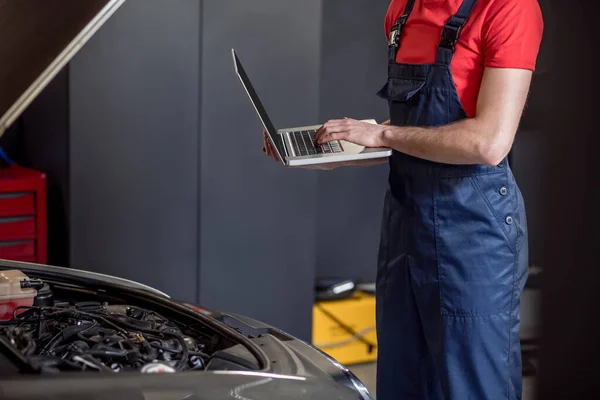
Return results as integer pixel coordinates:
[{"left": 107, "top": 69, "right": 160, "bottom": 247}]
[
  {"left": 0, "top": 192, "right": 35, "bottom": 217},
  {"left": 0, "top": 216, "right": 36, "bottom": 240},
  {"left": 0, "top": 240, "right": 35, "bottom": 260}
]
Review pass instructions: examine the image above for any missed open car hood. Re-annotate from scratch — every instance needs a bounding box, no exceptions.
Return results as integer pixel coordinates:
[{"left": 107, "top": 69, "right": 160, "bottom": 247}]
[
  {"left": 0, "top": 258, "right": 169, "bottom": 298},
  {"left": 0, "top": 0, "right": 126, "bottom": 138}
]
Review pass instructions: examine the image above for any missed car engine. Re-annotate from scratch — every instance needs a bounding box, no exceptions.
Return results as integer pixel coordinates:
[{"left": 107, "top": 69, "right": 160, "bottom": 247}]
[
  {"left": 0, "top": 300, "right": 212, "bottom": 374},
  {"left": 0, "top": 302, "right": 210, "bottom": 373}
]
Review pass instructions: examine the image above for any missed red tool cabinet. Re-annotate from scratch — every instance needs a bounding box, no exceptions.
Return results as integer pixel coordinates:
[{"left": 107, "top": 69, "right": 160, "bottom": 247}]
[{"left": 0, "top": 165, "right": 47, "bottom": 263}]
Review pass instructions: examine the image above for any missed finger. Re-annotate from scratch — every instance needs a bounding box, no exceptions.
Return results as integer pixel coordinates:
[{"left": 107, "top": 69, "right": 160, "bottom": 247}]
[
  {"left": 316, "top": 120, "right": 345, "bottom": 134},
  {"left": 316, "top": 127, "right": 348, "bottom": 144},
  {"left": 315, "top": 125, "right": 338, "bottom": 143},
  {"left": 319, "top": 132, "right": 345, "bottom": 144},
  {"left": 315, "top": 120, "right": 353, "bottom": 144}
]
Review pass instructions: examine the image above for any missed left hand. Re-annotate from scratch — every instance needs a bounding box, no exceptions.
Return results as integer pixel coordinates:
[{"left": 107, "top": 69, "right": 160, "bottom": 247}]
[{"left": 314, "top": 118, "right": 387, "bottom": 148}]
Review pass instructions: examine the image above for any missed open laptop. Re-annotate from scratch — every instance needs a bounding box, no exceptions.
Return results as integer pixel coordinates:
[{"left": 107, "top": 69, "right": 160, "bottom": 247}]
[{"left": 232, "top": 49, "right": 392, "bottom": 167}]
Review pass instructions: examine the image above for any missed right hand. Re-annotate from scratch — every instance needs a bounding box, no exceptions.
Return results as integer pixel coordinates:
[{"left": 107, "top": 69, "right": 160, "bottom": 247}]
[{"left": 261, "top": 122, "right": 389, "bottom": 170}]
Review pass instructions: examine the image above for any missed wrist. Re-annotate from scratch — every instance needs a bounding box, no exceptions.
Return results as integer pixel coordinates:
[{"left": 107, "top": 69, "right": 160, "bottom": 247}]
[{"left": 379, "top": 126, "right": 394, "bottom": 147}]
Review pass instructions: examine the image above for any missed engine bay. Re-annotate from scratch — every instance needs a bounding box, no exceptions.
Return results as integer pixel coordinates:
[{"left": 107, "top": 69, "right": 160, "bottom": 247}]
[
  {"left": 1, "top": 302, "right": 212, "bottom": 373},
  {"left": 0, "top": 270, "right": 259, "bottom": 375}
]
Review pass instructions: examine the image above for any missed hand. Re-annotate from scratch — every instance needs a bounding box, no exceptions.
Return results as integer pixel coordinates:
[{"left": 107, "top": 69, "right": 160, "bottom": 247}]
[
  {"left": 262, "top": 128, "right": 381, "bottom": 170},
  {"left": 315, "top": 118, "right": 387, "bottom": 148}
]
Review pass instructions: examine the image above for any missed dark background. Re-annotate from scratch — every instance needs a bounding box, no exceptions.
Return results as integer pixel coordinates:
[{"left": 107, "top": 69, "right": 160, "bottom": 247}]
[
  {"left": 0, "top": 0, "right": 560, "bottom": 346},
  {"left": 3, "top": 1, "right": 600, "bottom": 397},
  {"left": 535, "top": 0, "right": 600, "bottom": 398}
]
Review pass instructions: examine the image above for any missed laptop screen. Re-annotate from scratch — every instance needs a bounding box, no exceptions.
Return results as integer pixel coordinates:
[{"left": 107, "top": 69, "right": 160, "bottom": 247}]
[{"left": 232, "top": 50, "right": 286, "bottom": 163}]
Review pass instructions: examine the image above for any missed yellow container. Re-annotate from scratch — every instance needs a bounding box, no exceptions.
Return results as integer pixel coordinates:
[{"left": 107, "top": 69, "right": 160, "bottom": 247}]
[{"left": 312, "top": 291, "right": 377, "bottom": 365}]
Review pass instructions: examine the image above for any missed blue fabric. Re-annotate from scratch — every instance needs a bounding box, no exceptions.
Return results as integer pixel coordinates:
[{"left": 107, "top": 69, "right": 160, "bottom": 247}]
[{"left": 375, "top": 0, "right": 529, "bottom": 398}]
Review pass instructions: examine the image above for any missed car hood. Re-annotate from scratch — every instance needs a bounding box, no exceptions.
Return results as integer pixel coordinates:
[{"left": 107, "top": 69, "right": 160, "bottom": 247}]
[
  {"left": 0, "top": 371, "right": 363, "bottom": 400},
  {"left": 0, "top": 0, "right": 125, "bottom": 138},
  {"left": 0, "top": 260, "right": 370, "bottom": 399},
  {"left": 0, "top": 258, "right": 169, "bottom": 298}
]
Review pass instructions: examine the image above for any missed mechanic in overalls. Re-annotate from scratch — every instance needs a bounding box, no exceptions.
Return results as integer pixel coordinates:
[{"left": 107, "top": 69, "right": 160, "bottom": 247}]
[{"left": 264, "top": 0, "right": 543, "bottom": 398}]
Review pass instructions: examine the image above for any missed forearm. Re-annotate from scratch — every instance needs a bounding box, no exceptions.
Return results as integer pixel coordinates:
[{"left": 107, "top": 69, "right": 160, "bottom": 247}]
[{"left": 381, "top": 118, "right": 509, "bottom": 166}]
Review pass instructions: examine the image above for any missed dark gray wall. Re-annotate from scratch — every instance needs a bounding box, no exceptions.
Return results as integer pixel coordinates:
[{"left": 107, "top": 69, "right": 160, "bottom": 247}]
[
  {"left": 199, "top": 0, "right": 322, "bottom": 340},
  {"left": 69, "top": 0, "right": 200, "bottom": 302},
  {"left": 316, "top": 0, "right": 391, "bottom": 283}
]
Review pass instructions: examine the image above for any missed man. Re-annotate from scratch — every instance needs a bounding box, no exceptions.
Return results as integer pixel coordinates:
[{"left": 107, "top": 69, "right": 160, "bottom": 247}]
[{"left": 264, "top": 0, "right": 543, "bottom": 398}]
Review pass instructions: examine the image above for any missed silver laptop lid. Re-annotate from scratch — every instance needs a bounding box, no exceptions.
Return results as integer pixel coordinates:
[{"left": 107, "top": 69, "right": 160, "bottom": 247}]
[
  {"left": 0, "top": 0, "right": 126, "bottom": 138},
  {"left": 232, "top": 49, "right": 286, "bottom": 164}
]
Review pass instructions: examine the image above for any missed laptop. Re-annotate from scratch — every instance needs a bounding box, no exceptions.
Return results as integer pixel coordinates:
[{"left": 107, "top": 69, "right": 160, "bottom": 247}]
[{"left": 232, "top": 49, "right": 392, "bottom": 167}]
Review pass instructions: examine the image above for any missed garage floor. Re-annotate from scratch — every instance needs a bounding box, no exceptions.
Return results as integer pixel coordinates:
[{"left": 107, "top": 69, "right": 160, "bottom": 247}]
[{"left": 349, "top": 363, "right": 536, "bottom": 399}]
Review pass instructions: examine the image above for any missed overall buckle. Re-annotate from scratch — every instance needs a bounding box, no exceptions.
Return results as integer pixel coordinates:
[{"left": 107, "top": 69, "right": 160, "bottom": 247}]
[
  {"left": 389, "top": 14, "right": 409, "bottom": 48},
  {"left": 439, "top": 22, "right": 463, "bottom": 51}
]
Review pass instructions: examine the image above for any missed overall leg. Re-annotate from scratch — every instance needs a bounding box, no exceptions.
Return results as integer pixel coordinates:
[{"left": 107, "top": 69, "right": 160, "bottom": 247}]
[
  {"left": 411, "top": 171, "right": 528, "bottom": 399},
  {"left": 376, "top": 189, "right": 433, "bottom": 399}
]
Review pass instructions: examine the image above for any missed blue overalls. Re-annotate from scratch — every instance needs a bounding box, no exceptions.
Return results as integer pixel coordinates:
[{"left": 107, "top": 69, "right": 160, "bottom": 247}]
[{"left": 375, "top": 0, "right": 529, "bottom": 398}]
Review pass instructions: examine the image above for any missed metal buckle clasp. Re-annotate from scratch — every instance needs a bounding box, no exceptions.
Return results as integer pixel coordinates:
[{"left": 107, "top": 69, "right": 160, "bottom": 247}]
[
  {"left": 388, "top": 14, "right": 409, "bottom": 48},
  {"left": 439, "top": 22, "right": 463, "bottom": 51}
]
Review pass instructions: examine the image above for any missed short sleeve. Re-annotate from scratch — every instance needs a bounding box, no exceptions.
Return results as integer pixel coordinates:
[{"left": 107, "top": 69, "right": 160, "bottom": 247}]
[
  {"left": 384, "top": 1, "right": 399, "bottom": 42},
  {"left": 481, "top": 0, "right": 544, "bottom": 71}
]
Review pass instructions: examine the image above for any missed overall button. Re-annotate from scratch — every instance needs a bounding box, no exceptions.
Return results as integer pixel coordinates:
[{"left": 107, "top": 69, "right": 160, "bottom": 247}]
[
  {"left": 499, "top": 186, "right": 508, "bottom": 196},
  {"left": 505, "top": 216, "right": 514, "bottom": 225}
]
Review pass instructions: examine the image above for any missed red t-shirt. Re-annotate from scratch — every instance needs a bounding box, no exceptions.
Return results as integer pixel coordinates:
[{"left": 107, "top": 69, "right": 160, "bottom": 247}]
[{"left": 384, "top": 0, "right": 544, "bottom": 118}]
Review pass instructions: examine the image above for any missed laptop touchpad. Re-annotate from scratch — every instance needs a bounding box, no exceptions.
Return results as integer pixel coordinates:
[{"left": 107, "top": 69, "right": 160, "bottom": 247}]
[{"left": 339, "top": 141, "right": 365, "bottom": 154}]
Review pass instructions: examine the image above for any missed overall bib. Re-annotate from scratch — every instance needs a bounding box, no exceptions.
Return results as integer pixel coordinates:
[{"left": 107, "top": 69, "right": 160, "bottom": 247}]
[{"left": 375, "top": 0, "right": 529, "bottom": 398}]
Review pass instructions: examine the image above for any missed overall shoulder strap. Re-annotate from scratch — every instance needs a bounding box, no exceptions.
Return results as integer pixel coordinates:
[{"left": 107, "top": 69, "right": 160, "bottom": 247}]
[
  {"left": 388, "top": 0, "right": 417, "bottom": 62},
  {"left": 436, "top": 0, "right": 478, "bottom": 65}
]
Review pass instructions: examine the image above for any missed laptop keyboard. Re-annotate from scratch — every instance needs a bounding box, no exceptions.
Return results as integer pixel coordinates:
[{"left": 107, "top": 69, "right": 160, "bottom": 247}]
[{"left": 288, "top": 129, "right": 343, "bottom": 156}]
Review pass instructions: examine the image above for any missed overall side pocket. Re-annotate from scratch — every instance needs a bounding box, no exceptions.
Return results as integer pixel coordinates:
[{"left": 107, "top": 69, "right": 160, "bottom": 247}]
[
  {"left": 470, "top": 175, "right": 518, "bottom": 254},
  {"left": 434, "top": 174, "right": 518, "bottom": 316}
]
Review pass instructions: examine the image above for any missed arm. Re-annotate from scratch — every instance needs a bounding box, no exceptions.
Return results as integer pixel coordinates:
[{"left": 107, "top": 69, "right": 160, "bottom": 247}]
[
  {"left": 315, "top": 67, "right": 533, "bottom": 166},
  {"left": 381, "top": 67, "right": 532, "bottom": 165}
]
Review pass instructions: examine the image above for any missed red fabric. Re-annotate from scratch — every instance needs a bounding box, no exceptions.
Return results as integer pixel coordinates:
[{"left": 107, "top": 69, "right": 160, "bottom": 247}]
[{"left": 384, "top": 0, "right": 544, "bottom": 118}]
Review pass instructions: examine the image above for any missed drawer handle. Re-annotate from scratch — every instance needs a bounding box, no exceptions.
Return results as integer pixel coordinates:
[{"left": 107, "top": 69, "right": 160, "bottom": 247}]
[
  {"left": 0, "top": 240, "right": 31, "bottom": 248},
  {"left": 0, "top": 216, "right": 33, "bottom": 224},
  {"left": 0, "top": 192, "right": 31, "bottom": 200}
]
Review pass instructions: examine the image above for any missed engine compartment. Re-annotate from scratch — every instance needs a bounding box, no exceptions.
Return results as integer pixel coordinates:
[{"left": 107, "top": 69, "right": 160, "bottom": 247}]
[
  {"left": 1, "top": 302, "right": 212, "bottom": 373},
  {"left": 0, "top": 270, "right": 262, "bottom": 375}
]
